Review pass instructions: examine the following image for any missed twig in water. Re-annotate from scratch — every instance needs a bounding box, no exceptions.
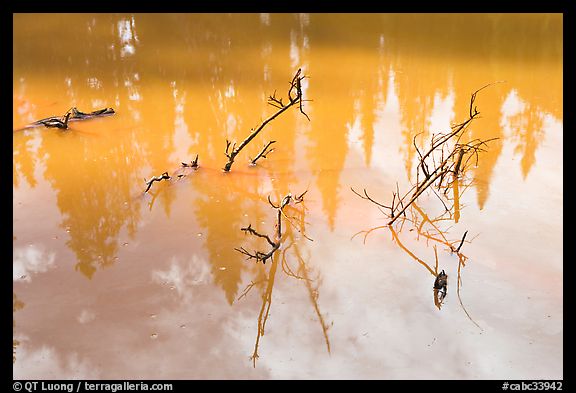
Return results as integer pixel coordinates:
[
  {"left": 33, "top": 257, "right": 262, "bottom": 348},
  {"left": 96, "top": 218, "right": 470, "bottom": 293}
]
[
  {"left": 455, "top": 230, "right": 468, "bottom": 253},
  {"left": 250, "top": 141, "right": 276, "bottom": 166},
  {"left": 181, "top": 154, "right": 199, "bottom": 169},
  {"left": 223, "top": 69, "right": 310, "bottom": 172},
  {"left": 41, "top": 112, "right": 71, "bottom": 129},
  {"left": 144, "top": 172, "right": 171, "bottom": 193}
]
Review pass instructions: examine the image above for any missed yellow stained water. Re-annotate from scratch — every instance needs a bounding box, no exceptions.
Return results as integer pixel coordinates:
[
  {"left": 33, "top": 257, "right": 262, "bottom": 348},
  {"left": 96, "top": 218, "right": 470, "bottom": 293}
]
[{"left": 13, "top": 13, "right": 562, "bottom": 379}]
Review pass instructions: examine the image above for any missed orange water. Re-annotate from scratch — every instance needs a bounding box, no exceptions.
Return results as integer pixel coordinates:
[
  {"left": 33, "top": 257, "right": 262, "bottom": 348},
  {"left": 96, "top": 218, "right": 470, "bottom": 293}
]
[{"left": 13, "top": 13, "right": 562, "bottom": 379}]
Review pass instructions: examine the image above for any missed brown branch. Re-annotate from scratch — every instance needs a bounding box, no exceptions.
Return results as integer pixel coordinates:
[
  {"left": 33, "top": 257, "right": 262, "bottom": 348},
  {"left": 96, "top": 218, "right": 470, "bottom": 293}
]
[
  {"left": 388, "top": 167, "right": 449, "bottom": 225},
  {"left": 144, "top": 172, "right": 171, "bottom": 193},
  {"left": 241, "top": 224, "right": 277, "bottom": 248},
  {"left": 294, "top": 189, "right": 308, "bottom": 204},
  {"left": 235, "top": 246, "right": 279, "bottom": 265},
  {"left": 181, "top": 154, "right": 199, "bottom": 169},
  {"left": 41, "top": 112, "right": 71, "bottom": 129},
  {"left": 236, "top": 191, "right": 311, "bottom": 266},
  {"left": 250, "top": 141, "right": 276, "bottom": 165},
  {"left": 296, "top": 75, "right": 311, "bottom": 121},
  {"left": 351, "top": 187, "right": 392, "bottom": 212},
  {"left": 455, "top": 230, "right": 468, "bottom": 253},
  {"left": 223, "top": 69, "right": 309, "bottom": 172}
]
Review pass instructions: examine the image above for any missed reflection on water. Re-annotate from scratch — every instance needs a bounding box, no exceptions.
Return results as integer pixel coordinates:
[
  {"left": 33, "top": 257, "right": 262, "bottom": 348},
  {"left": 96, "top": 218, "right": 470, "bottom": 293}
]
[
  {"left": 13, "top": 293, "right": 24, "bottom": 363},
  {"left": 13, "top": 13, "right": 562, "bottom": 379},
  {"left": 38, "top": 127, "right": 142, "bottom": 278},
  {"left": 234, "top": 192, "right": 330, "bottom": 367}
]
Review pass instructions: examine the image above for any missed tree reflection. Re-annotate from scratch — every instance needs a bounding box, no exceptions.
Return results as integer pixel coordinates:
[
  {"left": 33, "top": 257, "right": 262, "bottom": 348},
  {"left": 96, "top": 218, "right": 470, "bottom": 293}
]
[
  {"left": 13, "top": 132, "right": 38, "bottom": 189},
  {"left": 304, "top": 75, "right": 350, "bottom": 231},
  {"left": 380, "top": 13, "right": 561, "bottom": 209},
  {"left": 13, "top": 293, "right": 24, "bottom": 363},
  {"left": 37, "top": 128, "right": 142, "bottom": 279},
  {"left": 508, "top": 102, "right": 546, "bottom": 180},
  {"left": 191, "top": 171, "right": 269, "bottom": 305}
]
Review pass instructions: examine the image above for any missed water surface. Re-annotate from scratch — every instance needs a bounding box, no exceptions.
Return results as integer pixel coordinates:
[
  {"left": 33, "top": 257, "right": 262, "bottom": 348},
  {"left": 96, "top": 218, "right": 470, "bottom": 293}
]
[{"left": 13, "top": 13, "right": 562, "bottom": 379}]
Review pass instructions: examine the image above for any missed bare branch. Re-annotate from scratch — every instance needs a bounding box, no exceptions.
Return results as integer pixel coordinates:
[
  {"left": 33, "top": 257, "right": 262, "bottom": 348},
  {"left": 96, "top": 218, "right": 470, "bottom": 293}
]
[
  {"left": 181, "top": 154, "right": 199, "bottom": 169},
  {"left": 250, "top": 141, "right": 276, "bottom": 166},
  {"left": 241, "top": 224, "right": 277, "bottom": 248},
  {"left": 223, "top": 69, "right": 310, "bottom": 171},
  {"left": 350, "top": 187, "right": 392, "bottom": 211},
  {"left": 144, "top": 172, "right": 171, "bottom": 193},
  {"left": 455, "top": 230, "right": 468, "bottom": 253},
  {"left": 294, "top": 189, "right": 308, "bottom": 204}
]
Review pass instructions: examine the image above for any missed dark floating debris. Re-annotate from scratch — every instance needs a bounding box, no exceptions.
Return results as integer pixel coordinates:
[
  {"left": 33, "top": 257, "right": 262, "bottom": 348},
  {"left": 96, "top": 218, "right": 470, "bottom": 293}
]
[
  {"left": 25, "top": 106, "right": 116, "bottom": 130},
  {"left": 144, "top": 172, "right": 171, "bottom": 193},
  {"left": 433, "top": 269, "right": 448, "bottom": 309},
  {"left": 181, "top": 154, "right": 199, "bottom": 169},
  {"left": 40, "top": 112, "right": 71, "bottom": 129}
]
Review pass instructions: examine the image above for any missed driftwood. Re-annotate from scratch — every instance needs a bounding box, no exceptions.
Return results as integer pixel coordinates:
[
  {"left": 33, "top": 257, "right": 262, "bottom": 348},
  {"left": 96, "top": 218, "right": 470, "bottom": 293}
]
[
  {"left": 144, "top": 172, "right": 171, "bottom": 193},
  {"left": 29, "top": 106, "right": 115, "bottom": 129},
  {"left": 39, "top": 112, "right": 71, "bottom": 129},
  {"left": 143, "top": 155, "right": 200, "bottom": 194}
]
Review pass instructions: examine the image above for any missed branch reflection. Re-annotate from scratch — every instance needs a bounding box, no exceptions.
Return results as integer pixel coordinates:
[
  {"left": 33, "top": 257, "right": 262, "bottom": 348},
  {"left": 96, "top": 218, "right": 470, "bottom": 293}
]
[
  {"left": 237, "top": 192, "right": 330, "bottom": 367},
  {"left": 353, "top": 88, "right": 494, "bottom": 329}
]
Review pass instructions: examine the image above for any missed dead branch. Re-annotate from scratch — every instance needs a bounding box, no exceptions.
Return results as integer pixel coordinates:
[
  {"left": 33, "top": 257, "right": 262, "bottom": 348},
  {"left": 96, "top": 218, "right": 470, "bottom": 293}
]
[
  {"left": 223, "top": 69, "right": 310, "bottom": 172},
  {"left": 29, "top": 106, "right": 115, "bottom": 129},
  {"left": 455, "top": 230, "right": 468, "bottom": 253},
  {"left": 353, "top": 84, "right": 500, "bottom": 227},
  {"left": 235, "top": 195, "right": 285, "bottom": 264},
  {"left": 383, "top": 86, "right": 500, "bottom": 225},
  {"left": 236, "top": 190, "right": 311, "bottom": 266},
  {"left": 240, "top": 224, "right": 277, "bottom": 248},
  {"left": 235, "top": 245, "right": 279, "bottom": 265},
  {"left": 238, "top": 190, "right": 328, "bottom": 367},
  {"left": 350, "top": 187, "right": 392, "bottom": 210},
  {"left": 181, "top": 154, "right": 199, "bottom": 169},
  {"left": 388, "top": 166, "right": 450, "bottom": 225},
  {"left": 276, "top": 198, "right": 314, "bottom": 242},
  {"left": 294, "top": 189, "right": 308, "bottom": 204},
  {"left": 144, "top": 172, "right": 171, "bottom": 193},
  {"left": 40, "top": 112, "right": 71, "bottom": 129},
  {"left": 250, "top": 141, "right": 276, "bottom": 166}
]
